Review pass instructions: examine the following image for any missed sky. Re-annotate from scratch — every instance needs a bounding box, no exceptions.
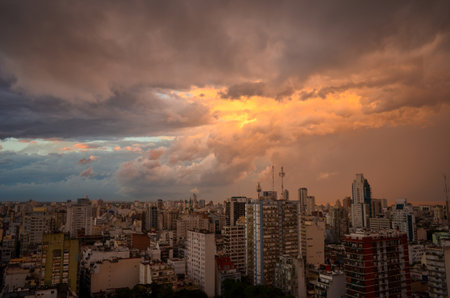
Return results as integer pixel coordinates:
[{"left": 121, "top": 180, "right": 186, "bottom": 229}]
[{"left": 1, "top": 1, "right": 450, "bottom": 204}]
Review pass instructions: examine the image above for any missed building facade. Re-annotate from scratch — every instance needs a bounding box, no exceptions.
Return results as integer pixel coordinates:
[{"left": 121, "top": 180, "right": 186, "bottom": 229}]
[
  {"left": 40, "top": 233, "right": 79, "bottom": 293},
  {"left": 344, "top": 230, "right": 411, "bottom": 297},
  {"left": 186, "top": 230, "right": 216, "bottom": 297},
  {"left": 245, "top": 196, "right": 301, "bottom": 285}
]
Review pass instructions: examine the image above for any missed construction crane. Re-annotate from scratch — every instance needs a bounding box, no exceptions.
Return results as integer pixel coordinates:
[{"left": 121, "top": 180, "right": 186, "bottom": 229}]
[{"left": 272, "top": 165, "right": 275, "bottom": 192}]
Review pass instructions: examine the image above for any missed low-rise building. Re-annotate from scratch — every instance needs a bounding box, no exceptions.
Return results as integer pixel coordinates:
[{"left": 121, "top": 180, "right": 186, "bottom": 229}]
[
  {"left": 313, "top": 271, "right": 346, "bottom": 298},
  {"left": 139, "top": 260, "right": 177, "bottom": 289},
  {"left": 90, "top": 258, "right": 141, "bottom": 295},
  {"left": 215, "top": 256, "right": 241, "bottom": 297}
]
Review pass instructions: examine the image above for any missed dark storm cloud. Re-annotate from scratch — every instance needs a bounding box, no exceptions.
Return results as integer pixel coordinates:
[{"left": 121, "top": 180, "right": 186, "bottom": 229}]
[
  {"left": 220, "top": 82, "right": 266, "bottom": 99},
  {"left": 0, "top": 0, "right": 449, "bottom": 104},
  {"left": 0, "top": 85, "right": 210, "bottom": 139}
]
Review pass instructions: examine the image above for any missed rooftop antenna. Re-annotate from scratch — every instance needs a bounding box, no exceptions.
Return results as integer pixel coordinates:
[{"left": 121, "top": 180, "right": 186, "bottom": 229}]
[
  {"left": 279, "top": 166, "right": 285, "bottom": 200},
  {"left": 445, "top": 174, "right": 449, "bottom": 224},
  {"left": 272, "top": 165, "right": 275, "bottom": 192}
]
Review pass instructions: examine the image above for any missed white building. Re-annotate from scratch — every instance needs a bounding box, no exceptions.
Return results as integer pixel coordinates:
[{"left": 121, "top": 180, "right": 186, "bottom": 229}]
[
  {"left": 391, "top": 199, "right": 416, "bottom": 242},
  {"left": 66, "top": 197, "right": 93, "bottom": 236},
  {"left": 186, "top": 230, "right": 216, "bottom": 297},
  {"left": 23, "top": 207, "right": 51, "bottom": 245}
]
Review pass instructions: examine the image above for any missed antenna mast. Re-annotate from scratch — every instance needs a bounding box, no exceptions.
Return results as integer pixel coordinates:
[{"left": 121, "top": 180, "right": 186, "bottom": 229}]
[
  {"left": 257, "top": 182, "right": 262, "bottom": 200},
  {"left": 279, "top": 166, "right": 285, "bottom": 200},
  {"left": 272, "top": 165, "right": 275, "bottom": 192}
]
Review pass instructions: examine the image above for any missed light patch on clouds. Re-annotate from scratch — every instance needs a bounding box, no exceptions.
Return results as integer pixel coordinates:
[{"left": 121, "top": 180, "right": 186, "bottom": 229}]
[
  {"left": 78, "top": 155, "right": 97, "bottom": 165},
  {"left": 80, "top": 167, "right": 94, "bottom": 177}
]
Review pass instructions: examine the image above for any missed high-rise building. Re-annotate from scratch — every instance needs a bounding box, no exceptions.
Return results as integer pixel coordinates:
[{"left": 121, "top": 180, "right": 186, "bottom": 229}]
[
  {"left": 222, "top": 219, "right": 246, "bottom": 275},
  {"left": 371, "top": 198, "right": 384, "bottom": 217},
  {"left": 40, "top": 233, "right": 79, "bottom": 293},
  {"left": 176, "top": 213, "right": 214, "bottom": 243},
  {"left": 145, "top": 205, "right": 158, "bottom": 231},
  {"left": 186, "top": 230, "right": 216, "bottom": 297},
  {"left": 225, "top": 197, "right": 248, "bottom": 226},
  {"left": 245, "top": 196, "right": 301, "bottom": 285},
  {"left": 306, "top": 196, "right": 316, "bottom": 216},
  {"left": 23, "top": 207, "right": 51, "bottom": 246},
  {"left": 351, "top": 174, "right": 371, "bottom": 228},
  {"left": 344, "top": 230, "right": 411, "bottom": 297},
  {"left": 391, "top": 199, "right": 416, "bottom": 242},
  {"left": 328, "top": 206, "right": 349, "bottom": 243},
  {"left": 65, "top": 198, "right": 93, "bottom": 237},
  {"left": 298, "top": 188, "right": 308, "bottom": 214}
]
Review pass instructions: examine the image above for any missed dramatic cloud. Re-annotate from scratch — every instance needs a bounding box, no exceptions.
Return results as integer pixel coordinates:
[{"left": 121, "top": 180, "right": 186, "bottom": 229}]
[{"left": 0, "top": 1, "right": 449, "bottom": 202}]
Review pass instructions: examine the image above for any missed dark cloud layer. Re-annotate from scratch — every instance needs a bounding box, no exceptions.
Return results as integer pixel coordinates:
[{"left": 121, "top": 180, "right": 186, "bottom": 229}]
[
  {"left": 0, "top": 1, "right": 449, "bottom": 102},
  {"left": 0, "top": 85, "right": 210, "bottom": 139}
]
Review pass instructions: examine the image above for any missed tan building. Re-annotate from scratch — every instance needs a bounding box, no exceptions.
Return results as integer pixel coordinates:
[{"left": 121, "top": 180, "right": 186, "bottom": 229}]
[
  {"left": 90, "top": 258, "right": 141, "bottom": 295},
  {"left": 304, "top": 218, "right": 325, "bottom": 267}
]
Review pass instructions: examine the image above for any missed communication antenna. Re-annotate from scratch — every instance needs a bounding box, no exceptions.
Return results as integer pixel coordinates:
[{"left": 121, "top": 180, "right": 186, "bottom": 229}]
[
  {"left": 279, "top": 166, "right": 285, "bottom": 199},
  {"left": 257, "top": 182, "right": 262, "bottom": 199},
  {"left": 272, "top": 165, "right": 275, "bottom": 192}
]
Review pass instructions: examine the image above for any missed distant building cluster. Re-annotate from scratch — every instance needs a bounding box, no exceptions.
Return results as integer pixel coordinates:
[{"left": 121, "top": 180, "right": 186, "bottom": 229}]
[{"left": 0, "top": 173, "right": 449, "bottom": 297}]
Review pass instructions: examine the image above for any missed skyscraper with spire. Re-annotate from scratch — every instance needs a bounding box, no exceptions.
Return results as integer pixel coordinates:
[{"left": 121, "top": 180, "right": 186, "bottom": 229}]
[{"left": 351, "top": 174, "right": 371, "bottom": 228}]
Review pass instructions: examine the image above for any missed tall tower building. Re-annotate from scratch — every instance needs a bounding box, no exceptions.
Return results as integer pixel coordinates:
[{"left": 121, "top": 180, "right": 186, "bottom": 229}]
[
  {"left": 186, "top": 230, "right": 216, "bottom": 297},
  {"left": 351, "top": 174, "right": 371, "bottom": 228},
  {"left": 66, "top": 197, "right": 93, "bottom": 237},
  {"left": 246, "top": 196, "right": 301, "bottom": 285},
  {"left": 344, "top": 230, "right": 411, "bottom": 297},
  {"left": 298, "top": 188, "right": 308, "bottom": 215}
]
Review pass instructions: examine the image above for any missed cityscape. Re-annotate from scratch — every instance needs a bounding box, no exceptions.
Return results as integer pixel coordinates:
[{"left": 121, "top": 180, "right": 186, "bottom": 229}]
[
  {"left": 0, "top": 173, "right": 450, "bottom": 297},
  {"left": 1, "top": 1, "right": 450, "bottom": 297}
]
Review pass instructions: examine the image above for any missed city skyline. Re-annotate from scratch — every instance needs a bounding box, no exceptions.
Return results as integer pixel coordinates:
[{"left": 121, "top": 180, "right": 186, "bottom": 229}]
[{"left": 1, "top": 1, "right": 450, "bottom": 203}]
